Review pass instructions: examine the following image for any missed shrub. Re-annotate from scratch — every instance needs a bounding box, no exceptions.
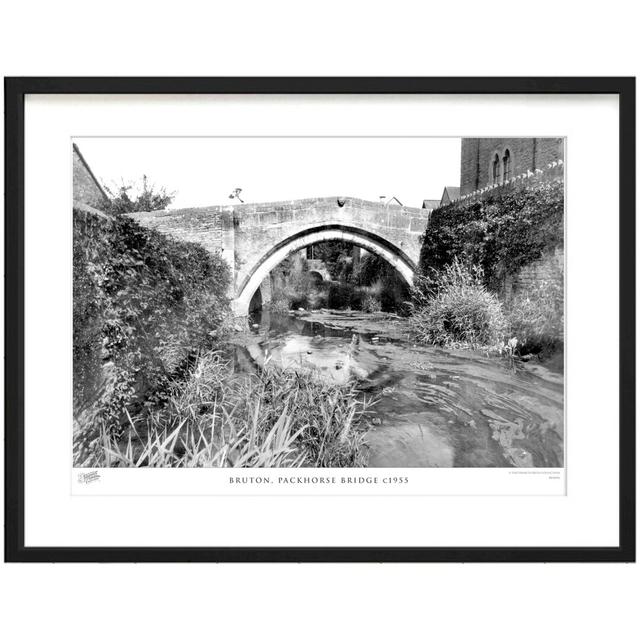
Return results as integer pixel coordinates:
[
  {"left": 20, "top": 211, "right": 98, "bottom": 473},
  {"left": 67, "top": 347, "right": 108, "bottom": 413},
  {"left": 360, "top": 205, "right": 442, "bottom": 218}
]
[
  {"left": 312, "top": 240, "right": 354, "bottom": 280},
  {"left": 104, "top": 174, "right": 175, "bottom": 215},
  {"left": 270, "top": 254, "right": 322, "bottom": 309},
  {"left": 326, "top": 281, "right": 363, "bottom": 310},
  {"left": 362, "top": 293, "right": 382, "bottom": 314},
  {"left": 266, "top": 297, "right": 291, "bottom": 314},
  {"left": 73, "top": 208, "right": 231, "bottom": 464},
  {"left": 409, "top": 259, "right": 507, "bottom": 348},
  {"left": 354, "top": 253, "right": 410, "bottom": 313}
]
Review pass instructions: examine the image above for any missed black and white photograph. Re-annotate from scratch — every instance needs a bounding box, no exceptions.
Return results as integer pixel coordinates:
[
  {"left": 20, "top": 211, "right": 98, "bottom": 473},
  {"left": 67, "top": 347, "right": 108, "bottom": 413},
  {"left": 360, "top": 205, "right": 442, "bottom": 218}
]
[
  {"left": 73, "top": 136, "right": 565, "bottom": 470},
  {"left": 6, "top": 76, "right": 632, "bottom": 565}
]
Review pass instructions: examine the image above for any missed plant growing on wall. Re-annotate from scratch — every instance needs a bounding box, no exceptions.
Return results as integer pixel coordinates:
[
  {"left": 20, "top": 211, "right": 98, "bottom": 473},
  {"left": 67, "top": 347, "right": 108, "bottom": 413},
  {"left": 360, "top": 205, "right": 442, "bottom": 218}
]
[
  {"left": 73, "top": 210, "right": 231, "bottom": 465},
  {"left": 419, "top": 179, "right": 564, "bottom": 291},
  {"left": 105, "top": 175, "right": 175, "bottom": 215}
]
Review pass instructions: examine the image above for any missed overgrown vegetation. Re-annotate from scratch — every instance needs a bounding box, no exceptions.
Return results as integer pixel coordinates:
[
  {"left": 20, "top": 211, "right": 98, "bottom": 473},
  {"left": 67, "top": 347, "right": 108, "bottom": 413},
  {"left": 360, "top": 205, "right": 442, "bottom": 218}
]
[
  {"left": 267, "top": 245, "right": 410, "bottom": 313},
  {"left": 409, "top": 259, "right": 507, "bottom": 348},
  {"left": 419, "top": 179, "right": 564, "bottom": 290},
  {"left": 73, "top": 209, "right": 231, "bottom": 465},
  {"left": 412, "top": 179, "right": 564, "bottom": 357},
  {"left": 353, "top": 253, "right": 410, "bottom": 313},
  {"left": 269, "top": 254, "right": 325, "bottom": 309},
  {"left": 96, "top": 352, "right": 372, "bottom": 468},
  {"left": 506, "top": 251, "right": 564, "bottom": 354},
  {"left": 104, "top": 175, "right": 175, "bottom": 215},
  {"left": 409, "top": 255, "right": 564, "bottom": 356}
]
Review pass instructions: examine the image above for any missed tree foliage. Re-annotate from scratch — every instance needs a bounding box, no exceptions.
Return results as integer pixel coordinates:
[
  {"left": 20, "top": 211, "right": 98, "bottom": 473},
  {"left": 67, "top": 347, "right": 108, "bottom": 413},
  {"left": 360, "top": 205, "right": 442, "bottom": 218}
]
[
  {"left": 312, "top": 240, "right": 354, "bottom": 280},
  {"left": 105, "top": 175, "right": 175, "bottom": 215},
  {"left": 353, "top": 253, "right": 410, "bottom": 313}
]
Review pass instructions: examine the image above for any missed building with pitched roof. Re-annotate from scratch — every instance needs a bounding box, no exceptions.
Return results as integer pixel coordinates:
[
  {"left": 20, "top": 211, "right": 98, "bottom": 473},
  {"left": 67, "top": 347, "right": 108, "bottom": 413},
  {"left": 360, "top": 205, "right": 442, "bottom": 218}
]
[{"left": 73, "top": 144, "right": 110, "bottom": 209}]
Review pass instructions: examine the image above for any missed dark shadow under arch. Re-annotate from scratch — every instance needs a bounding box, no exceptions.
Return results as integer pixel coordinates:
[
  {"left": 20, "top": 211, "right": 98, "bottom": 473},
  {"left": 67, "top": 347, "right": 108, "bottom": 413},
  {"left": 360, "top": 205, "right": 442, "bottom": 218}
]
[{"left": 237, "top": 224, "right": 417, "bottom": 300}]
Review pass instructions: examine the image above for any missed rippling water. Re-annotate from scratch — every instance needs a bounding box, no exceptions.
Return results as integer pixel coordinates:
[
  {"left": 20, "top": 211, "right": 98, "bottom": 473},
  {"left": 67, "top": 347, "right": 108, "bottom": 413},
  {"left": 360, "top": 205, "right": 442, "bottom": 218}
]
[{"left": 231, "top": 311, "right": 564, "bottom": 468}]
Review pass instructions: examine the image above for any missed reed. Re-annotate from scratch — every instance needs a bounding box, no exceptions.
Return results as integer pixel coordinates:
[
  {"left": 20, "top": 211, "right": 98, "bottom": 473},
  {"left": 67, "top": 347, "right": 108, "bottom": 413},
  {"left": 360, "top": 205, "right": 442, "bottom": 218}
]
[{"left": 97, "top": 352, "right": 373, "bottom": 468}]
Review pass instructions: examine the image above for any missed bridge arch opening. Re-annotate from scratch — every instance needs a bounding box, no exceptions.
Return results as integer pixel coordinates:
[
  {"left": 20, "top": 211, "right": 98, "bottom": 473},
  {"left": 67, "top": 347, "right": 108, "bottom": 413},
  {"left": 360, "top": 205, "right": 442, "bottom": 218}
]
[
  {"left": 233, "top": 224, "right": 416, "bottom": 316},
  {"left": 308, "top": 270, "right": 324, "bottom": 285}
]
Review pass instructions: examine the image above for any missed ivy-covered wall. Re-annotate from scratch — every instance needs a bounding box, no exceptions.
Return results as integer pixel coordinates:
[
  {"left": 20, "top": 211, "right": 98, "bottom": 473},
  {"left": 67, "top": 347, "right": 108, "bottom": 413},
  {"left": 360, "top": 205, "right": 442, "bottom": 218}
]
[
  {"left": 73, "top": 205, "right": 231, "bottom": 461},
  {"left": 418, "top": 176, "right": 564, "bottom": 294}
]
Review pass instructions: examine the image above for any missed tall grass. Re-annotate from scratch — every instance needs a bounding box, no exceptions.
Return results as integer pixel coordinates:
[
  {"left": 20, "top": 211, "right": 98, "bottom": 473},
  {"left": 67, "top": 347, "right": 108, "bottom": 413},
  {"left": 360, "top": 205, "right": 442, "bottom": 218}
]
[
  {"left": 409, "top": 259, "right": 506, "bottom": 348},
  {"left": 95, "top": 352, "right": 372, "bottom": 468},
  {"left": 506, "top": 256, "right": 564, "bottom": 355},
  {"left": 409, "top": 255, "right": 564, "bottom": 362}
]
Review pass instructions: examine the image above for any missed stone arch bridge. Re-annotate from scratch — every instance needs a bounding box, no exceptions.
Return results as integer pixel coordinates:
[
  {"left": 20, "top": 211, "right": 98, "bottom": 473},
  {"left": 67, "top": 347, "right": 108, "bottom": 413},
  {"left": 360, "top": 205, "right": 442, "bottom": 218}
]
[{"left": 129, "top": 196, "right": 431, "bottom": 316}]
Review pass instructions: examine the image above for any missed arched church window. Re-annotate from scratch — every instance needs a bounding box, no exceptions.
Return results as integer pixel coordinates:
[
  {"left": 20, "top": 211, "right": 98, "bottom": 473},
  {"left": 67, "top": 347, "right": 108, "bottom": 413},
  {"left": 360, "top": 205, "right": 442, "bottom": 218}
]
[
  {"left": 502, "top": 149, "right": 511, "bottom": 182},
  {"left": 492, "top": 154, "right": 501, "bottom": 184}
]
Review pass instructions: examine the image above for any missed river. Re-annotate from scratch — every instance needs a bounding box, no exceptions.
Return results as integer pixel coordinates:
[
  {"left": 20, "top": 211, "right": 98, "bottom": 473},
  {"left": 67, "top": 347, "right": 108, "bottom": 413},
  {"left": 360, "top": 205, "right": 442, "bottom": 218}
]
[{"left": 230, "top": 309, "right": 564, "bottom": 468}]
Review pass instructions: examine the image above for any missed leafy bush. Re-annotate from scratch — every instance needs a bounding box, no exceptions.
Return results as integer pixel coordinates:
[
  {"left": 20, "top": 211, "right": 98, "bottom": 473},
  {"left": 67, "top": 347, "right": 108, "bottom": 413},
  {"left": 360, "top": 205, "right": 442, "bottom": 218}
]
[
  {"left": 419, "top": 179, "right": 564, "bottom": 291},
  {"left": 354, "top": 253, "right": 410, "bottom": 313},
  {"left": 105, "top": 174, "right": 175, "bottom": 215},
  {"left": 73, "top": 208, "right": 231, "bottom": 464},
  {"left": 312, "top": 240, "right": 354, "bottom": 280},
  {"left": 326, "top": 281, "right": 363, "bottom": 310},
  {"left": 362, "top": 293, "right": 382, "bottom": 313},
  {"left": 409, "top": 259, "right": 507, "bottom": 348},
  {"left": 271, "top": 273, "right": 324, "bottom": 310},
  {"left": 270, "top": 254, "right": 318, "bottom": 309},
  {"left": 266, "top": 297, "right": 291, "bottom": 314}
]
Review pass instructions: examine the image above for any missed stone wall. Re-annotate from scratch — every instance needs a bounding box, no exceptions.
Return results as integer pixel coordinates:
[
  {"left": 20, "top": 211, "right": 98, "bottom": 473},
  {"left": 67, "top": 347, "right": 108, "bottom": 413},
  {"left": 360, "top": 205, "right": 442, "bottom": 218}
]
[
  {"left": 127, "top": 205, "right": 228, "bottom": 254},
  {"left": 128, "top": 196, "right": 429, "bottom": 313},
  {"left": 512, "top": 246, "right": 564, "bottom": 297},
  {"left": 461, "top": 138, "right": 564, "bottom": 195}
]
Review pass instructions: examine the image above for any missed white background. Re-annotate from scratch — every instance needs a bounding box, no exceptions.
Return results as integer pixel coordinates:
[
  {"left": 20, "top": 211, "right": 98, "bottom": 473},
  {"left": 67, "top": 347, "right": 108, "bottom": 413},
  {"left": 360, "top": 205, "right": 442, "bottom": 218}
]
[
  {"left": 1, "top": 2, "right": 638, "bottom": 639},
  {"left": 75, "top": 136, "right": 462, "bottom": 208}
]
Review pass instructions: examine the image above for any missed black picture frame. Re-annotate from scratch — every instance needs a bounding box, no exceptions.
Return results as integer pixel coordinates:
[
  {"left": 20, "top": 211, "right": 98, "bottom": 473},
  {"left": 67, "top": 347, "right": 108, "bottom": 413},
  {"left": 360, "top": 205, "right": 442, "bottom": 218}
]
[{"left": 4, "top": 77, "right": 636, "bottom": 563}]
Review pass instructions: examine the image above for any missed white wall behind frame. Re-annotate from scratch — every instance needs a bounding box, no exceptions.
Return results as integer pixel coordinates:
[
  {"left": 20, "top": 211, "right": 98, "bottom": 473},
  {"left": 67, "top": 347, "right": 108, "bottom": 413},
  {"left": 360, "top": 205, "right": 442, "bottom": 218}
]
[{"left": 2, "top": 4, "right": 638, "bottom": 640}]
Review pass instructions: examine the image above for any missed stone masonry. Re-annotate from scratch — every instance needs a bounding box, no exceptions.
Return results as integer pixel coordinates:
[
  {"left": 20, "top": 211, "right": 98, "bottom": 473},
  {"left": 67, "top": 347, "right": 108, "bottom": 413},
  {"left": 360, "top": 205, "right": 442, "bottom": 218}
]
[{"left": 128, "top": 196, "right": 429, "bottom": 315}]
